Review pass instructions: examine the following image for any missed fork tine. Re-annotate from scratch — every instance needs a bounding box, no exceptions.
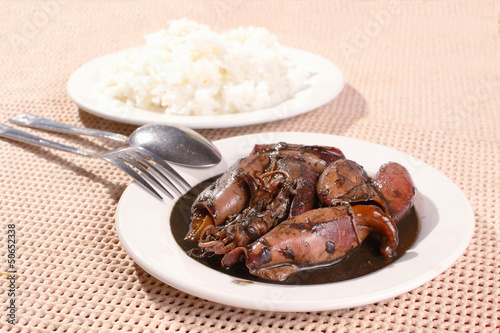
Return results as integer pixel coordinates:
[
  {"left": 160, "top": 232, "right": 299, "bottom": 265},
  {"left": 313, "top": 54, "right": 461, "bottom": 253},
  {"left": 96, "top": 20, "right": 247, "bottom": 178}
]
[
  {"left": 119, "top": 153, "right": 176, "bottom": 198},
  {"left": 134, "top": 147, "right": 191, "bottom": 191},
  {"left": 126, "top": 151, "right": 182, "bottom": 196},
  {"left": 102, "top": 155, "right": 165, "bottom": 201},
  {"left": 101, "top": 147, "right": 190, "bottom": 200}
]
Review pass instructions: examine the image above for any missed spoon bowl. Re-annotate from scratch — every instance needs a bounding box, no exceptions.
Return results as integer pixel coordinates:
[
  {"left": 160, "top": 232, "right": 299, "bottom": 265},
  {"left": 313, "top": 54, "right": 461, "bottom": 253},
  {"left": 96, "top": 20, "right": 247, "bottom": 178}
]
[
  {"left": 128, "top": 124, "right": 221, "bottom": 167},
  {"left": 9, "top": 113, "right": 222, "bottom": 168}
]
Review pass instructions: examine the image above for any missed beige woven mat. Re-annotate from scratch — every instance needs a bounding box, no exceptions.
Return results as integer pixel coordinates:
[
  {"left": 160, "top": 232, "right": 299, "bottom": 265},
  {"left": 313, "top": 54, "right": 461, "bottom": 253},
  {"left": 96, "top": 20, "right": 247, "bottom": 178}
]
[{"left": 1, "top": 0, "right": 498, "bottom": 332}]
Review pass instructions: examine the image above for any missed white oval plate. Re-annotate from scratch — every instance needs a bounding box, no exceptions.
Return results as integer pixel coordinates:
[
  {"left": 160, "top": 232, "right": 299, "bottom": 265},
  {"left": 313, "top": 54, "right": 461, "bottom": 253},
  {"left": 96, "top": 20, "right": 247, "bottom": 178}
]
[
  {"left": 115, "top": 132, "right": 474, "bottom": 312},
  {"left": 67, "top": 47, "right": 344, "bottom": 129}
]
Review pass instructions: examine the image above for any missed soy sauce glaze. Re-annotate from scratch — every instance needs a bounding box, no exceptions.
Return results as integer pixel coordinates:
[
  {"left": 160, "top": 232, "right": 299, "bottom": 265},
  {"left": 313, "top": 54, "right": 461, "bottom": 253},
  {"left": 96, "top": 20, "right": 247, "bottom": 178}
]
[{"left": 171, "top": 176, "right": 420, "bottom": 285}]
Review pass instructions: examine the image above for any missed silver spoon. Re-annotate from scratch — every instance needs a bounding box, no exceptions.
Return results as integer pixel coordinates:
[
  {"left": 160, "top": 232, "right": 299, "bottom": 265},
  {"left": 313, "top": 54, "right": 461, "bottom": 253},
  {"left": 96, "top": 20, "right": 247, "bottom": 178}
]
[{"left": 9, "top": 113, "right": 222, "bottom": 168}]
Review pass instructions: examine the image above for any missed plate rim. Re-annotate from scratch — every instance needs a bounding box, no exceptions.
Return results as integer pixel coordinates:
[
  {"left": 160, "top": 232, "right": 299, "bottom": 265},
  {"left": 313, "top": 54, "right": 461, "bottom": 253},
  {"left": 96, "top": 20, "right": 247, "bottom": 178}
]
[
  {"left": 67, "top": 47, "right": 344, "bottom": 129},
  {"left": 115, "top": 132, "right": 475, "bottom": 312}
]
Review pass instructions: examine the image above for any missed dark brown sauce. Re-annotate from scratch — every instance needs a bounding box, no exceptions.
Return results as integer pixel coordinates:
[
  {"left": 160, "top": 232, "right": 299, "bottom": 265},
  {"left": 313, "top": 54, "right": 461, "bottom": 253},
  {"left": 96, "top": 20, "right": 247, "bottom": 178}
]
[{"left": 170, "top": 176, "right": 420, "bottom": 285}]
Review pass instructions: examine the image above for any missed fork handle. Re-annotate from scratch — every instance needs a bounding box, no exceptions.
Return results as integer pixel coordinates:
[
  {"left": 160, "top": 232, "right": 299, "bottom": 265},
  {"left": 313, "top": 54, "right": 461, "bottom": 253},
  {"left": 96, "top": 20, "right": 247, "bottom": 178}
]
[
  {"left": 0, "top": 124, "right": 95, "bottom": 156},
  {"left": 9, "top": 113, "right": 129, "bottom": 143}
]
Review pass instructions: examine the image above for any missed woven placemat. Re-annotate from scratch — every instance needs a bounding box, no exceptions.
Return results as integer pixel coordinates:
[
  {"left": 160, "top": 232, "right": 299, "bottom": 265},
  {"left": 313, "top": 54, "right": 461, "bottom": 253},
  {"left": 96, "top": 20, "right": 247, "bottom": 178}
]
[{"left": 1, "top": 1, "right": 498, "bottom": 332}]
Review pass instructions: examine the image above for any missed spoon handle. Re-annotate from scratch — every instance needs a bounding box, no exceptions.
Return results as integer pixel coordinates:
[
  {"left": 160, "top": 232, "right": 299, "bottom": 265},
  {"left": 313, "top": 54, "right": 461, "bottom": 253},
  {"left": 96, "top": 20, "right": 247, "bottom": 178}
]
[{"left": 9, "top": 113, "right": 129, "bottom": 143}]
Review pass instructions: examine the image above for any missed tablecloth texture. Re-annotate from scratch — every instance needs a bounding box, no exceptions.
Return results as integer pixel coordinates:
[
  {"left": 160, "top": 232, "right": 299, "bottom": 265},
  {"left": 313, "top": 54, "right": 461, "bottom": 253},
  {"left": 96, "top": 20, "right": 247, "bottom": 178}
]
[{"left": 1, "top": 1, "right": 498, "bottom": 332}]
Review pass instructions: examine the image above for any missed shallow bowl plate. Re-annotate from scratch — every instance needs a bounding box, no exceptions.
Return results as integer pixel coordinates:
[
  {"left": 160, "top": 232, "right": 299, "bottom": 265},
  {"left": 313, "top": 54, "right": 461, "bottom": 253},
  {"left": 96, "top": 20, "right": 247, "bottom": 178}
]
[
  {"left": 116, "top": 132, "right": 474, "bottom": 312},
  {"left": 67, "top": 47, "right": 344, "bottom": 129}
]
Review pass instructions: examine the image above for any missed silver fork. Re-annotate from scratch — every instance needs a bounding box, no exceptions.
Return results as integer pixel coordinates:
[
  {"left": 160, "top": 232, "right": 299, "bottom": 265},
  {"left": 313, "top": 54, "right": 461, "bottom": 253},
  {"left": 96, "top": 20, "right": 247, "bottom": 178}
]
[{"left": 0, "top": 124, "right": 190, "bottom": 201}]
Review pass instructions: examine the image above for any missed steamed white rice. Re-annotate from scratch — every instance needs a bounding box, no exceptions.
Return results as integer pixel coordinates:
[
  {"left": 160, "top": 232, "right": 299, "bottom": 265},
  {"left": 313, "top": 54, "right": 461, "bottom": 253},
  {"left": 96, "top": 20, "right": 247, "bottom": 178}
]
[{"left": 97, "top": 19, "right": 312, "bottom": 116}]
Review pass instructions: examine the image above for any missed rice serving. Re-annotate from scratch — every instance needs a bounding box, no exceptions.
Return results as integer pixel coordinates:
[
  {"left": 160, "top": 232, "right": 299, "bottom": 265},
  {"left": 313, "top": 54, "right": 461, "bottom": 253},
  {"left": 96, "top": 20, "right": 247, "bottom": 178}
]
[{"left": 97, "top": 19, "right": 312, "bottom": 116}]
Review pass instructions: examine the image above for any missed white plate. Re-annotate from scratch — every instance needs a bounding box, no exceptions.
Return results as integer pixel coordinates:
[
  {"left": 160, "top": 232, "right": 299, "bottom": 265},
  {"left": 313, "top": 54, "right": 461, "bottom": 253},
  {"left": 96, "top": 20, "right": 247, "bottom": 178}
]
[
  {"left": 115, "top": 132, "right": 474, "bottom": 312},
  {"left": 67, "top": 47, "right": 344, "bottom": 129}
]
